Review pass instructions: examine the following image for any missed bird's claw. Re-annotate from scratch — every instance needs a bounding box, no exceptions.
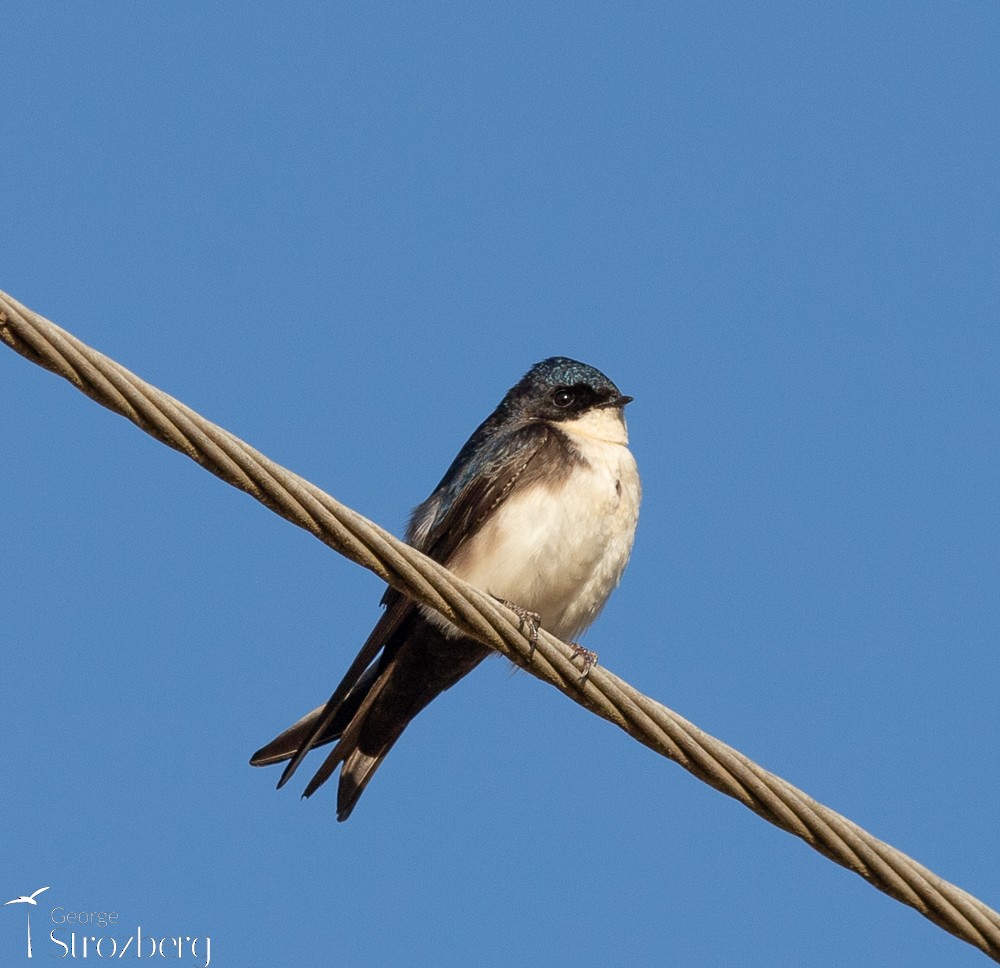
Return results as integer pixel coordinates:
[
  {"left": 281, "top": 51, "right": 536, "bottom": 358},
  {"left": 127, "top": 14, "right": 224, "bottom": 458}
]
[
  {"left": 568, "top": 642, "right": 598, "bottom": 680},
  {"left": 497, "top": 598, "right": 541, "bottom": 658}
]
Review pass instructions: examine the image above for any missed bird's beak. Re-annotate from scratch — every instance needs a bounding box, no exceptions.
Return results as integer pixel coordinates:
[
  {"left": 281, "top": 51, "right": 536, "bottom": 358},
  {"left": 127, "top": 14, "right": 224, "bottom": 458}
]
[{"left": 601, "top": 393, "right": 633, "bottom": 408}]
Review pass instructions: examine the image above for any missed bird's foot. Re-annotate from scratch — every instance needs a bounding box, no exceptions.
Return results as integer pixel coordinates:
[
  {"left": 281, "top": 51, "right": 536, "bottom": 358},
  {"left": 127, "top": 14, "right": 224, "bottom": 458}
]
[
  {"left": 568, "top": 642, "right": 598, "bottom": 680},
  {"left": 496, "top": 598, "right": 541, "bottom": 657}
]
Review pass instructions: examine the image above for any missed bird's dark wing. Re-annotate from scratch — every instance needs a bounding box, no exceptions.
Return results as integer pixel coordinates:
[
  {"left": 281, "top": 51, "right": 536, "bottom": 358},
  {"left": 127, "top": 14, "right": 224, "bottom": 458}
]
[
  {"left": 251, "top": 420, "right": 568, "bottom": 800},
  {"left": 251, "top": 594, "right": 413, "bottom": 786},
  {"left": 360, "top": 419, "right": 565, "bottom": 622},
  {"left": 407, "top": 420, "right": 568, "bottom": 564},
  {"left": 248, "top": 663, "right": 381, "bottom": 766}
]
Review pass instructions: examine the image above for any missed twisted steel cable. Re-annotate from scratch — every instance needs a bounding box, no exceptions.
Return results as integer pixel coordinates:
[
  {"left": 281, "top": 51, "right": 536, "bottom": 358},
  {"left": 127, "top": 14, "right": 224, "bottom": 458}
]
[{"left": 2, "top": 288, "right": 998, "bottom": 961}]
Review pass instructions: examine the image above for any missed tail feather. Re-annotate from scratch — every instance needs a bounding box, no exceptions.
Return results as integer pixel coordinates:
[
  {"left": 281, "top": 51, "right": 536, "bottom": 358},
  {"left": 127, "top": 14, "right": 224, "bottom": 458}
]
[
  {"left": 251, "top": 622, "right": 489, "bottom": 820},
  {"left": 337, "top": 749, "right": 390, "bottom": 821},
  {"left": 300, "top": 658, "right": 393, "bottom": 800},
  {"left": 249, "top": 664, "right": 380, "bottom": 767},
  {"left": 249, "top": 705, "right": 326, "bottom": 767},
  {"left": 332, "top": 633, "right": 489, "bottom": 819}
]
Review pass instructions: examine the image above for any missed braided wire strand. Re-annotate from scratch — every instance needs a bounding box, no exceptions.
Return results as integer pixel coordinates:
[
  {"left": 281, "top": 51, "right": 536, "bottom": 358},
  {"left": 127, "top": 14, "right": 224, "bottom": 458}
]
[{"left": 2, "top": 289, "right": 998, "bottom": 961}]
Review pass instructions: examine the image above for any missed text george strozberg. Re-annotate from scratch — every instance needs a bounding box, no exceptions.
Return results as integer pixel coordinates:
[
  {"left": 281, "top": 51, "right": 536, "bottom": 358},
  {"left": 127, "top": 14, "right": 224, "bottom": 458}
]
[{"left": 47, "top": 907, "right": 211, "bottom": 966}]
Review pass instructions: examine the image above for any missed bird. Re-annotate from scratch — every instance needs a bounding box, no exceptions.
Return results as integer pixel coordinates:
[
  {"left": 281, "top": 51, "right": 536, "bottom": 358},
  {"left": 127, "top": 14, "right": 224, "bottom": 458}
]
[
  {"left": 250, "top": 356, "right": 640, "bottom": 821},
  {"left": 4, "top": 887, "right": 49, "bottom": 906}
]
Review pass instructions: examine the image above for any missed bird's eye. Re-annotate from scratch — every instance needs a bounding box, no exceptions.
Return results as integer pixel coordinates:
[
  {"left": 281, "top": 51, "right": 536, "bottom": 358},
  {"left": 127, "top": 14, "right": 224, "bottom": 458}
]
[{"left": 552, "top": 388, "right": 575, "bottom": 409}]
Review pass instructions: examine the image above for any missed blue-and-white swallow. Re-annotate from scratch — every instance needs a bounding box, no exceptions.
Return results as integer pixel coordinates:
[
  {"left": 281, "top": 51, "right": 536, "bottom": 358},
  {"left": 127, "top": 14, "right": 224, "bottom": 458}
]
[{"left": 251, "top": 357, "right": 640, "bottom": 820}]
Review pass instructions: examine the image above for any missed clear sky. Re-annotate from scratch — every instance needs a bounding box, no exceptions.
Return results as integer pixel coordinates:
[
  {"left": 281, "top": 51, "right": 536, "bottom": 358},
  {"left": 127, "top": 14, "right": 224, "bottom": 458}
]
[{"left": 3, "top": 4, "right": 999, "bottom": 966}]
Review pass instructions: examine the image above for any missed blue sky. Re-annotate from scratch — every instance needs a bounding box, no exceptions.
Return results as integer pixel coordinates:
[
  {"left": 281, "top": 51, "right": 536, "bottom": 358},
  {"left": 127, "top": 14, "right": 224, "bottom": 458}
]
[{"left": 3, "top": 3, "right": 999, "bottom": 966}]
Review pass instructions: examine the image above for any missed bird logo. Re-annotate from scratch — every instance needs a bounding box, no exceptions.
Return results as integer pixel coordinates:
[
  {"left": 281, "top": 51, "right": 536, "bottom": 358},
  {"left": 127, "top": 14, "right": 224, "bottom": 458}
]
[{"left": 4, "top": 887, "right": 50, "bottom": 958}]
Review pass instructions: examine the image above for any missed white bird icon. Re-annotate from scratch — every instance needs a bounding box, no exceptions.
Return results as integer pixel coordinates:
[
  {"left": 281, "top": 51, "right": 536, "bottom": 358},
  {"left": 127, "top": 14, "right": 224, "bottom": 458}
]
[
  {"left": 4, "top": 887, "right": 50, "bottom": 958},
  {"left": 4, "top": 886, "right": 50, "bottom": 906}
]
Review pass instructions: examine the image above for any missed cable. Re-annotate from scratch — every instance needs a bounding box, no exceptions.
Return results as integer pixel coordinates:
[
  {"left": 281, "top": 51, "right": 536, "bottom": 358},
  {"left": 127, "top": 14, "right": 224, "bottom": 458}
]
[{"left": 2, "top": 288, "right": 998, "bottom": 961}]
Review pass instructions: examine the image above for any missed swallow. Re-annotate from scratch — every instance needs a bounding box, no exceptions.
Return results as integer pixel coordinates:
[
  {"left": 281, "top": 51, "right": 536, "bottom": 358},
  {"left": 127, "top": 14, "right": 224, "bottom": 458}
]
[{"left": 251, "top": 357, "right": 640, "bottom": 820}]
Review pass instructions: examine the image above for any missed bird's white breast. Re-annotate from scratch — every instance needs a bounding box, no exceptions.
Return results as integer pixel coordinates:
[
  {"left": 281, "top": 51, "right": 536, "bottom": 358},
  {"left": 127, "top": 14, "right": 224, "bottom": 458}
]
[{"left": 441, "top": 408, "right": 640, "bottom": 642}]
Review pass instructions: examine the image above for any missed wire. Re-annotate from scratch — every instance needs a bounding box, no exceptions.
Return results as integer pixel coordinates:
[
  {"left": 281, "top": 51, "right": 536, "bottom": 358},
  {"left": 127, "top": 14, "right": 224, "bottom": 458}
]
[{"left": 2, "top": 288, "right": 998, "bottom": 961}]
